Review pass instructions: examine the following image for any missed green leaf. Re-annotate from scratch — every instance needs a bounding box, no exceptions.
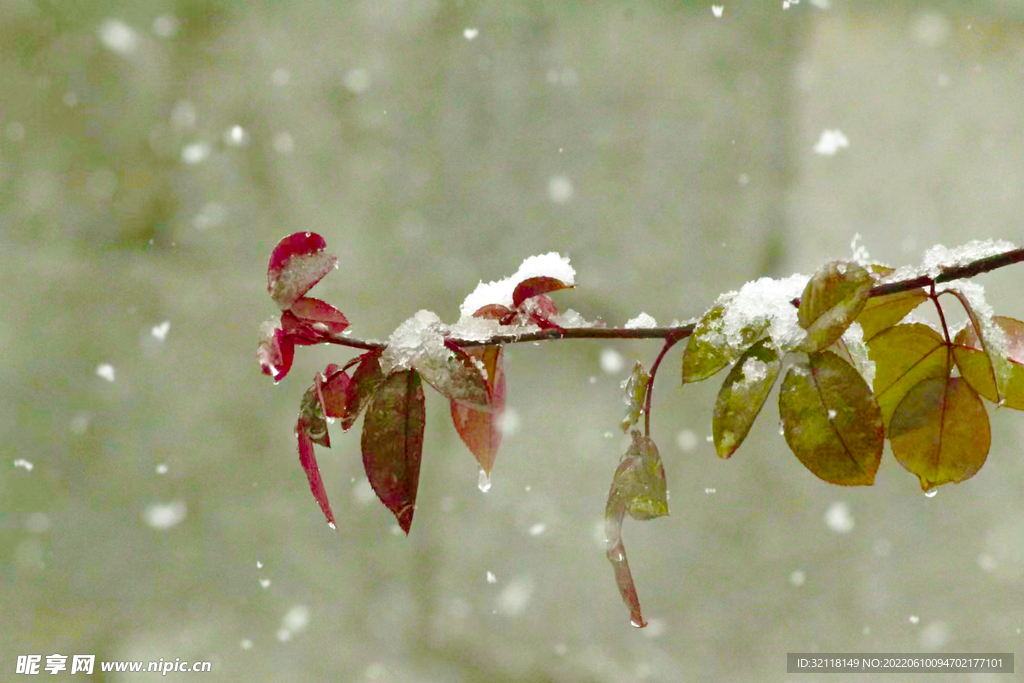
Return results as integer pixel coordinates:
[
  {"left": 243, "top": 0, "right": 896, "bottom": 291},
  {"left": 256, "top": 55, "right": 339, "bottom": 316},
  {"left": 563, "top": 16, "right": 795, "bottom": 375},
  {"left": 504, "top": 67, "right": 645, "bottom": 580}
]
[
  {"left": 682, "top": 304, "right": 767, "bottom": 384},
  {"left": 608, "top": 432, "right": 669, "bottom": 521},
  {"left": 361, "top": 370, "right": 426, "bottom": 534},
  {"left": 299, "top": 384, "right": 330, "bottom": 448},
  {"left": 712, "top": 340, "right": 780, "bottom": 459},
  {"left": 603, "top": 432, "right": 666, "bottom": 629},
  {"left": 778, "top": 351, "right": 884, "bottom": 486},
  {"left": 953, "top": 315, "right": 1024, "bottom": 409},
  {"left": 889, "top": 377, "right": 990, "bottom": 491},
  {"left": 621, "top": 361, "right": 651, "bottom": 433},
  {"left": 944, "top": 289, "right": 1013, "bottom": 403},
  {"left": 342, "top": 350, "right": 385, "bottom": 431},
  {"left": 415, "top": 343, "right": 491, "bottom": 411},
  {"left": 867, "top": 323, "right": 951, "bottom": 429},
  {"left": 797, "top": 260, "right": 874, "bottom": 352},
  {"left": 855, "top": 266, "right": 928, "bottom": 341}
]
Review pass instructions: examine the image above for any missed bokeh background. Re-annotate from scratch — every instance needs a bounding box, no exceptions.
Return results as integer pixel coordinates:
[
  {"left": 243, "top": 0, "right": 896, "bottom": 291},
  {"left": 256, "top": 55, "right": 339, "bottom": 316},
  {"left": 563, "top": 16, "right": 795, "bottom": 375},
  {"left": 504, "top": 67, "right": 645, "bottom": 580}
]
[{"left": 2, "top": 1, "right": 1023, "bottom": 681}]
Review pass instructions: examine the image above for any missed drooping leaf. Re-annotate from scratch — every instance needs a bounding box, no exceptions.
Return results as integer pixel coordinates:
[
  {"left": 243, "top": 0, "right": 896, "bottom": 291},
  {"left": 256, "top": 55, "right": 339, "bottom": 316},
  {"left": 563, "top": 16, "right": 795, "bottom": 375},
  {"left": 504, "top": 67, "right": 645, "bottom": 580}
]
[
  {"left": 797, "top": 260, "right": 874, "bottom": 352},
  {"left": 415, "top": 343, "right": 491, "bottom": 411},
  {"left": 952, "top": 315, "right": 1024, "bottom": 408},
  {"left": 450, "top": 346, "right": 506, "bottom": 475},
  {"left": 267, "top": 232, "right": 338, "bottom": 310},
  {"left": 609, "top": 432, "right": 669, "bottom": 521},
  {"left": 316, "top": 368, "right": 350, "bottom": 418},
  {"left": 889, "top": 377, "right": 990, "bottom": 491},
  {"left": 778, "top": 351, "right": 884, "bottom": 485},
  {"left": 603, "top": 432, "right": 667, "bottom": 628},
  {"left": 299, "top": 384, "right": 330, "bottom": 447},
  {"left": 682, "top": 304, "right": 767, "bottom": 384},
  {"left": 867, "top": 323, "right": 951, "bottom": 429},
  {"left": 712, "top": 340, "right": 781, "bottom": 458},
  {"left": 257, "top": 326, "right": 295, "bottom": 381},
  {"left": 620, "top": 361, "right": 651, "bottom": 433},
  {"left": 944, "top": 289, "right": 1013, "bottom": 403},
  {"left": 361, "top": 370, "right": 426, "bottom": 534},
  {"left": 855, "top": 266, "right": 928, "bottom": 341},
  {"left": 288, "top": 297, "right": 349, "bottom": 336},
  {"left": 296, "top": 418, "right": 335, "bottom": 528},
  {"left": 512, "top": 276, "right": 573, "bottom": 309},
  {"left": 342, "top": 350, "right": 385, "bottom": 431}
]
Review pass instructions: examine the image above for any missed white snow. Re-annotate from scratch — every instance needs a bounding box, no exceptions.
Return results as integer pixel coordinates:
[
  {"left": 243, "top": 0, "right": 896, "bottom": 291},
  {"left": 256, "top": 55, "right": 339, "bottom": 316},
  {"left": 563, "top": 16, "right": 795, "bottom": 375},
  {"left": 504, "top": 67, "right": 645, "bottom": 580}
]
[
  {"left": 271, "top": 68, "right": 290, "bottom": 87},
  {"left": 547, "top": 175, "right": 574, "bottom": 204},
  {"left": 842, "top": 322, "right": 875, "bottom": 386},
  {"left": 850, "top": 233, "right": 872, "bottom": 265},
  {"left": 13, "top": 459, "right": 34, "bottom": 471},
  {"left": 259, "top": 578, "right": 272, "bottom": 589},
  {"left": 625, "top": 312, "right": 658, "bottom": 329},
  {"left": 343, "top": 68, "right": 371, "bottom": 94},
  {"left": 938, "top": 280, "right": 1011, "bottom": 390},
  {"left": 486, "top": 571, "right": 497, "bottom": 583},
  {"left": 676, "top": 429, "right": 698, "bottom": 452},
  {"left": 712, "top": 5, "right": 724, "bottom": 17},
  {"left": 155, "top": 463, "right": 168, "bottom": 475},
  {"left": 98, "top": 19, "right": 139, "bottom": 55},
  {"left": 499, "top": 407, "right": 521, "bottom": 436},
  {"left": 922, "top": 239, "right": 1016, "bottom": 275},
  {"left": 273, "top": 132, "right": 294, "bottom": 155},
  {"left": 96, "top": 363, "right": 116, "bottom": 382},
  {"left": 740, "top": 357, "right": 769, "bottom": 384},
  {"left": 282, "top": 605, "right": 310, "bottom": 633},
  {"left": 380, "top": 310, "right": 449, "bottom": 374},
  {"left": 151, "top": 321, "right": 171, "bottom": 340},
  {"left": 702, "top": 273, "right": 808, "bottom": 354},
  {"left": 599, "top": 348, "right": 625, "bottom": 374},
  {"left": 496, "top": 577, "right": 534, "bottom": 616},
  {"left": 143, "top": 501, "right": 187, "bottom": 530},
  {"left": 825, "top": 501, "right": 855, "bottom": 534},
  {"left": 528, "top": 522, "right": 546, "bottom": 536},
  {"left": 459, "top": 252, "right": 576, "bottom": 319},
  {"left": 151, "top": 15, "right": 180, "bottom": 38},
  {"left": 463, "top": 27, "right": 479, "bottom": 40},
  {"left": 813, "top": 129, "right": 849, "bottom": 156},
  {"left": 225, "top": 125, "right": 249, "bottom": 147},
  {"left": 240, "top": 639, "right": 254, "bottom": 650},
  {"left": 181, "top": 142, "right": 211, "bottom": 165},
  {"left": 790, "top": 569, "right": 806, "bottom": 586}
]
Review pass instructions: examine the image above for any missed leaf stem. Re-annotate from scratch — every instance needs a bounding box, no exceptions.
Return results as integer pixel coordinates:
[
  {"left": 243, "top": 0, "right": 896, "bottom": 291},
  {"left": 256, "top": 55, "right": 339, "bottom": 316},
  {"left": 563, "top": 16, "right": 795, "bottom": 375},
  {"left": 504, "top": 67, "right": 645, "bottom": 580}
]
[{"left": 642, "top": 331, "right": 687, "bottom": 438}]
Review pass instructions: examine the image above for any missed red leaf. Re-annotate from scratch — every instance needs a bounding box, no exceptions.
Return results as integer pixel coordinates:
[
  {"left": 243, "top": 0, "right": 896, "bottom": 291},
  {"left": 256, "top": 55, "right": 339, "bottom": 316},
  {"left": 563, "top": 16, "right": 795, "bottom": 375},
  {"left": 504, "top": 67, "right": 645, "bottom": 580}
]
[
  {"left": 361, "top": 370, "right": 426, "bottom": 534},
  {"left": 257, "top": 328, "right": 295, "bottom": 381},
  {"left": 280, "top": 311, "right": 322, "bottom": 346},
  {"left": 343, "top": 350, "right": 385, "bottom": 431},
  {"left": 316, "top": 368, "right": 351, "bottom": 419},
  {"left": 450, "top": 346, "right": 505, "bottom": 474},
  {"left": 267, "top": 232, "right": 337, "bottom": 310},
  {"left": 512, "top": 276, "right": 572, "bottom": 309},
  {"left": 289, "top": 297, "right": 349, "bottom": 336},
  {"left": 472, "top": 303, "right": 514, "bottom": 321},
  {"left": 296, "top": 418, "right": 335, "bottom": 528},
  {"left": 520, "top": 293, "right": 564, "bottom": 331},
  {"left": 605, "top": 502, "right": 646, "bottom": 628}
]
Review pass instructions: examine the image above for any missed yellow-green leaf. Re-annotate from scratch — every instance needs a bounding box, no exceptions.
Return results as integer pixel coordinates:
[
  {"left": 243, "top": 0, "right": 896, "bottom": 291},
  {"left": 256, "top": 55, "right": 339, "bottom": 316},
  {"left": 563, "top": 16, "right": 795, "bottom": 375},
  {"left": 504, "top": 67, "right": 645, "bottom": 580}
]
[
  {"left": 867, "top": 323, "right": 951, "bottom": 429},
  {"left": 712, "top": 340, "right": 780, "bottom": 458},
  {"left": 797, "top": 260, "right": 874, "bottom": 352},
  {"left": 855, "top": 267, "right": 929, "bottom": 341},
  {"left": 608, "top": 432, "right": 668, "bottom": 521},
  {"left": 682, "top": 304, "right": 766, "bottom": 384},
  {"left": 621, "top": 361, "right": 651, "bottom": 433},
  {"left": 889, "top": 377, "right": 990, "bottom": 491},
  {"left": 953, "top": 316, "right": 1024, "bottom": 410},
  {"left": 778, "top": 351, "right": 883, "bottom": 486},
  {"left": 944, "top": 289, "right": 1013, "bottom": 403}
]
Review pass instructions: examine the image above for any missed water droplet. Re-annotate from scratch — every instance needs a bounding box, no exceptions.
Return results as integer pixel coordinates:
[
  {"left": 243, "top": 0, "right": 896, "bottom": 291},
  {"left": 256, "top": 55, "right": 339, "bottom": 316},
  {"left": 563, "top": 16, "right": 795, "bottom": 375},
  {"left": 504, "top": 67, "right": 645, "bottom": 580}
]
[
  {"left": 924, "top": 489, "right": 937, "bottom": 498},
  {"left": 478, "top": 469, "right": 491, "bottom": 492},
  {"left": 327, "top": 521, "right": 336, "bottom": 530},
  {"left": 630, "top": 618, "right": 644, "bottom": 628}
]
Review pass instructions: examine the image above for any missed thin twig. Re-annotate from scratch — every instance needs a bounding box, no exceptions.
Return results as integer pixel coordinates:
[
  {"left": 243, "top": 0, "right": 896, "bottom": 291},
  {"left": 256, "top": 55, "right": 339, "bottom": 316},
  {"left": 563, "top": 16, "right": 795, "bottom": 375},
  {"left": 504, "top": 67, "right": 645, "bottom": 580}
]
[{"left": 323, "top": 247, "right": 1024, "bottom": 352}]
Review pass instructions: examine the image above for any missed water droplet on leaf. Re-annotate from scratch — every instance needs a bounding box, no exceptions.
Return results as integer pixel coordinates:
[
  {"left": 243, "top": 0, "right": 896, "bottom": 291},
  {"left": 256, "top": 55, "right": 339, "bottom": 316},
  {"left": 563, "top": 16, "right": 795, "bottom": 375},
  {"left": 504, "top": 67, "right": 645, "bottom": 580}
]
[{"left": 478, "top": 469, "right": 491, "bottom": 492}]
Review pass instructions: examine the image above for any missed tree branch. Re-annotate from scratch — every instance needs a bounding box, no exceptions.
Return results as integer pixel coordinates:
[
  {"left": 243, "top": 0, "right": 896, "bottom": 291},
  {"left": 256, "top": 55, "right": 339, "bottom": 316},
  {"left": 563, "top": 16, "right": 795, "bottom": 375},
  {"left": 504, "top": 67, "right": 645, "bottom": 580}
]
[{"left": 323, "top": 247, "right": 1024, "bottom": 352}]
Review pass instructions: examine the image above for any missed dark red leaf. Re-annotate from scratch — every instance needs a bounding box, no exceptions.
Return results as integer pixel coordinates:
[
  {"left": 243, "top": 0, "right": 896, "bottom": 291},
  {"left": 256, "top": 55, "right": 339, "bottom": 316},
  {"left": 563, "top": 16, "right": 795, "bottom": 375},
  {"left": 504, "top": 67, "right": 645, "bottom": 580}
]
[
  {"left": 472, "top": 303, "right": 514, "bottom": 321},
  {"left": 361, "top": 370, "right": 426, "bottom": 534},
  {"left": 512, "top": 276, "right": 573, "bottom": 309},
  {"left": 343, "top": 350, "right": 385, "bottom": 431},
  {"left": 450, "top": 346, "right": 505, "bottom": 474},
  {"left": 296, "top": 418, "right": 335, "bottom": 528},
  {"left": 519, "top": 293, "right": 564, "bottom": 331},
  {"left": 267, "top": 232, "right": 337, "bottom": 310},
  {"left": 257, "top": 327, "right": 295, "bottom": 381},
  {"left": 280, "top": 311, "right": 322, "bottom": 346},
  {"left": 316, "top": 368, "right": 351, "bottom": 419},
  {"left": 289, "top": 297, "right": 349, "bottom": 336}
]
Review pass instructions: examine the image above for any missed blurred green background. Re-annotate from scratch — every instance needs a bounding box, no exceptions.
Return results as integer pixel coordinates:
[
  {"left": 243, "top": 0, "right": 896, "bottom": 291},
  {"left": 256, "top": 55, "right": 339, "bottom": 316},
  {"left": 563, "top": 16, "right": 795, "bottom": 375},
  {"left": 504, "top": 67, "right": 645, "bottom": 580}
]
[{"left": 2, "top": 1, "right": 1023, "bottom": 681}]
